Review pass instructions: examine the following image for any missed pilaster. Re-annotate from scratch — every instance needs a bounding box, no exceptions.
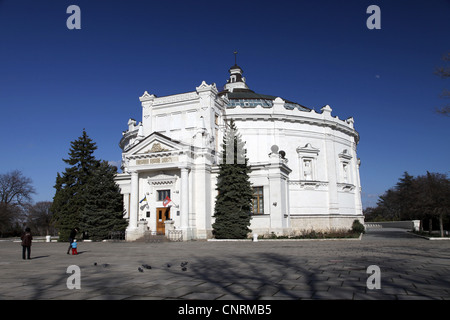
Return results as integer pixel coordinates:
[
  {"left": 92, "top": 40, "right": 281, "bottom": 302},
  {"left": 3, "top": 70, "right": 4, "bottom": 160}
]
[
  {"left": 180, "top": 166, "right": 192, "bottom": 240},
  {"left": 267, "top": 152, "right": 291, "bottom": 234},
  {"left": 139, "top": 91, "right": 156, "bottom": 137}
]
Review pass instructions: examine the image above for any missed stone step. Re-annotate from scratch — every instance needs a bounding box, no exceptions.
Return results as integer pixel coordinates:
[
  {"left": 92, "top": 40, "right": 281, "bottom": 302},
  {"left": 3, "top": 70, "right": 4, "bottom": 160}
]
[{"left": 138, "top": 232, "right": 169, "bottom": 243}]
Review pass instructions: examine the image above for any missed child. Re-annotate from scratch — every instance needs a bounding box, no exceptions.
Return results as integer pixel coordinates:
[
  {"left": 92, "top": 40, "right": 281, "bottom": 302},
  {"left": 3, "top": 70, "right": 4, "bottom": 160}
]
[
  {"left": 67, "top": 228, "right": 78, "bottom": 254},
  {"left": 71, "top": 239, "right": 78, "bottom": 255},
  {"left": 21, "top": 227, "right": 33, "bottom": 260}
]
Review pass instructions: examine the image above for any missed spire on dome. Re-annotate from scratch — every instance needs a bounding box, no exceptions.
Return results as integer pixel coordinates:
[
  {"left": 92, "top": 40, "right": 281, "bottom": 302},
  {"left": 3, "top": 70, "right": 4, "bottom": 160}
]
[{"left": 224, "top": 51, "right": 249, "bottom": 92}]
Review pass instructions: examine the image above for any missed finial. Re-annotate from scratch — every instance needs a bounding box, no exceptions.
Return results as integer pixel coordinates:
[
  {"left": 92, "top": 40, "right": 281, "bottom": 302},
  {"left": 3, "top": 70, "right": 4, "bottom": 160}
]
[{"left": 234, "top": 51, "right": 238, "bottom": 65}]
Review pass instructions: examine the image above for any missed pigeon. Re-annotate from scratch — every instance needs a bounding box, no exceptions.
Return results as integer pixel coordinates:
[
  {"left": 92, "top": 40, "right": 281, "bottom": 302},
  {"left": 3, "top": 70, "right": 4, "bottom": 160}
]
[
  {"left": 182, "top": 267, "right": 187, "bottom": 272},
  {"left": 138, "top": 267, "right": 144, "bottom": 272},
  {"left": 102, "top": 263, "right": 109, "bottom": 268},
  {"left": 142, "top": 264, "right": 152, "bottom": 269},
  {"left": 180, "top": 261, "right": 188, "bottom": 267},
  {"left": 166, "top": 263, "right": 171, "bottom": 268},
  {"left": 93, "top": 262, "right": 97, "bottom": 266}
]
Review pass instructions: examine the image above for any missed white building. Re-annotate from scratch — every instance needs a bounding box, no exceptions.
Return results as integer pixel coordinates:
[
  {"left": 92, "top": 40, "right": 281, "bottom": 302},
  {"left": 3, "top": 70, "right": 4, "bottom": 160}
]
[{"left": 115, "top": 63, "right": 364, "bottom": 241}]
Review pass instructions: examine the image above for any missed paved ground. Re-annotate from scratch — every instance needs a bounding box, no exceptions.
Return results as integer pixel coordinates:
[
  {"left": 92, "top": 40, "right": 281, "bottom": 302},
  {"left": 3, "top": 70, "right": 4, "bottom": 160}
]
[{"left": 1, "top": 228, "right": 449, "bottom": 301}]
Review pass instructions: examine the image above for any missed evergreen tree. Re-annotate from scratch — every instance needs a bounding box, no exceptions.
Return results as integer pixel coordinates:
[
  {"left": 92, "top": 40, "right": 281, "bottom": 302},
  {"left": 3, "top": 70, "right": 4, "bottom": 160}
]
[
  {"left": 212, "top": 119, "right": 253, "bottom": 239},
  {"left": 414, "top": 172, "right": 450, "bottom": 236},
  {"left": 366, "top": 171, "right": 450, "bottom": 235},
  {"left": 80, "top": 161, "right": 128, "bottom": 240},
  {"left": 395, "top": 171, "right": 416, "bottom": 220},
  {"left": 51, "top": 130, "right": 100, "bottom": 241}
]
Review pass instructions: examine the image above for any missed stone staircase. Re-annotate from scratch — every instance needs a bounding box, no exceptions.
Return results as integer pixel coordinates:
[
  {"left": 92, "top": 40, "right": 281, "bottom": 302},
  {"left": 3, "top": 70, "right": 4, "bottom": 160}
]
[{"left": 136, "top": 231, "right": 169, "bottom": 243}]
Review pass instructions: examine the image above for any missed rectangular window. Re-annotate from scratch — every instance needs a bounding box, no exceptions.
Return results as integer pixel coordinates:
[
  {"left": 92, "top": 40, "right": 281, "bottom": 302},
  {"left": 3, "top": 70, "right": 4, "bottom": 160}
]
[
  {"left": 215, "top": 128, "right": 219, "bottom": 151},
  {"left": 342, "top": 162, "right": 350, "bottom": 183},
  {"left": 251, "top": 187, "right": 264, "bottom": 215},
  {"left": 157, "top": 189, "right": 171, "bottom": 201},
  {"left": 170, "top": 112, "right": 181, "bottom": 130},
  {"left": 155, "top": 115, "right": 166, "bottom": 132},
  {"left": 186, "top": 111, "right": 196, "bottom": 128},
  {"left": 303, "top": 159, "right": 313, "bottom": 181}
]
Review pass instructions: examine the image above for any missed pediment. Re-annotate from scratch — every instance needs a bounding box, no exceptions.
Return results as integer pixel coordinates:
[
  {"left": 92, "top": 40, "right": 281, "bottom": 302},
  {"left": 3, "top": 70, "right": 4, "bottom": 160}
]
[
  {"left": 338, "top": 149, "right": 353, "bottom": 160},
  {"left": 124, "top": 132, "right": 186, "bottom": 158},
  {"left": 296, "top": 143, "right": 320, "bottom": 156},
  {"left": 139, "top": 142, "right": 171, "bottom": 154},
  {"left": 147, "top": 171, "right": 178, "bottom": 186}
]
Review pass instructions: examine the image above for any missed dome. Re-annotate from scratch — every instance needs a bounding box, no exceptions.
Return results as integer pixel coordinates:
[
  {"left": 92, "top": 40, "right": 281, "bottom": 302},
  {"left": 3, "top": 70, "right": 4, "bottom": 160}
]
[{"left": 219, "top": 65, "right": 311, "bottom": 112}]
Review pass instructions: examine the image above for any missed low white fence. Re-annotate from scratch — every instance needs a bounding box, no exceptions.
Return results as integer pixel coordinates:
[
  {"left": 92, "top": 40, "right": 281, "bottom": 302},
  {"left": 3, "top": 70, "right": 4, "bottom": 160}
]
[
  {"left": 365, "top": 220, "right": 420, "bottom": 231},
  {"left": 365, "top": 223, "right": 383, "bottom": 229}
]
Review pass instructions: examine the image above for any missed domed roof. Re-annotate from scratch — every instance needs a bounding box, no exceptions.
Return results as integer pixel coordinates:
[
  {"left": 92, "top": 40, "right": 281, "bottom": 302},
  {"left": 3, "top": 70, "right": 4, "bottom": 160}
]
[
  {"left": 229, "top": 64, "right": 243, "bottom": 72},
  {"left": 219, "top": 65, "right": 311, "bottom": 112}
]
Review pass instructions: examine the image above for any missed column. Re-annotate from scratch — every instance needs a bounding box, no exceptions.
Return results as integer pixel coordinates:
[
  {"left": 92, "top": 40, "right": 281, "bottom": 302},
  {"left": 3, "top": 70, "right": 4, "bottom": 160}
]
[
  {"left": 324, "top": 134, "right": 339, "bottom": 214},
  {"left": 180, "top": 167, "right": 189, "bottom": 229},
  {"left": 321, "top": 106, "right": 339, "bottom": 215},
  {"left": 129, "top": 170, "right": 139, "bottom": 229},
  {"left": 354, "top": 157, "right": 363, "bottom": 215},
  {"left": 139, "top": 91, "right": 155, "bottom": 137},
  {"left": 267, "top": 153, "right": 290, "bottom": 235}
]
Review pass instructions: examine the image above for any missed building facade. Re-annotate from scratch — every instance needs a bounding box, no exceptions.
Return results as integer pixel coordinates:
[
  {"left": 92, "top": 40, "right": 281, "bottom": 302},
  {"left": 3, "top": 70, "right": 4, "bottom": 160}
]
[{"left": 115, "top": 64, "right": 363, "bottom": 241}]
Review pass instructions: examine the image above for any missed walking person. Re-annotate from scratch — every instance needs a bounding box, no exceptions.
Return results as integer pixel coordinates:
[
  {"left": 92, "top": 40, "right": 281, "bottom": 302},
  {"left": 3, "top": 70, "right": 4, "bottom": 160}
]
[
  {"left": 21, "top": 227, "right": 33, "bottom": 260},
  {"left": 67, "top": 228, "right": 78, "bottom": 254}
]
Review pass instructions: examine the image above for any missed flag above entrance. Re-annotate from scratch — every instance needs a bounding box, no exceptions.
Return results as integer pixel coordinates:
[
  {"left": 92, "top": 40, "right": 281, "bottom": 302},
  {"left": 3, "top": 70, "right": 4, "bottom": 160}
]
[{"left": 163, "top": 196, "right": 172, "bottom": 207}]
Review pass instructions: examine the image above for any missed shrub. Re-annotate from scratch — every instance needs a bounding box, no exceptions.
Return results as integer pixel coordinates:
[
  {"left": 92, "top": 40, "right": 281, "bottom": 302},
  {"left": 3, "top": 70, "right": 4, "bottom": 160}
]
[
  {"left": 260, "top": 228, "right": 360, "bottom": 239},
  {"left": 351, "top": 219, "right": 365, "bottom": 234}
]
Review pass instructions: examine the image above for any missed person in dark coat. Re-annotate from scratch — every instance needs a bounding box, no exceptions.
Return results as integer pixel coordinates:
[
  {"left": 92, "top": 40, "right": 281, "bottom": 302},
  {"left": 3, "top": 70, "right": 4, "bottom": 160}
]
[
  {"left": 67, "top": 228, "right": 79, "bottom": 254},
  {"left": 21, "top": 227, "right": 33, "bottom": 260}
]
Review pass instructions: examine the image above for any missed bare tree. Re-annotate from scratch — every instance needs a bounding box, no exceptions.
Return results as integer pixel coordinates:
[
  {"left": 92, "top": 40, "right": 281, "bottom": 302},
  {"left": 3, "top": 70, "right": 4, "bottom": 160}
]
[
  {"left": 0, "top": 170, "right": 36, "bottom": 236},
  {"left": 0, "top": 203, "right": 18, "bottom": 236},
  {"left": 25, "top": 201, "right": 55, "bottom": 236},
  {"left": 435, "top": 52, "right": 450, "bottom": 116}
]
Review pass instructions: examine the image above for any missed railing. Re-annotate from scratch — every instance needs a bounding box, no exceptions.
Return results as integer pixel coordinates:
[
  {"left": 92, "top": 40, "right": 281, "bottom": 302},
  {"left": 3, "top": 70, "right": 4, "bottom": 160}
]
[
  {"left": 365, "top": 220, "right": 419, "bottom": 231},
  {"left": 144, "top": 231, "right": 166, "bottom": 243},
  {"left": 168, "top": 230, "right": 183, "bottom": 242},
  {"left": 107, "top": 230, "right": 184, "bottom": 242},
  {"left": 108, "top": 231, "right": 125, "bottom": 241},
  {"left": 365, "top": 223, "right": 382, "bottom": 229}
]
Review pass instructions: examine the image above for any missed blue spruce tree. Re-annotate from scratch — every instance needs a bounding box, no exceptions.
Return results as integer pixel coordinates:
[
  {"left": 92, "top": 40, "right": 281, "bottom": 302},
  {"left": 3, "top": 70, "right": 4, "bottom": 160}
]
[{"left": 212, "top": 119, "right": 253, "bottom": 239}]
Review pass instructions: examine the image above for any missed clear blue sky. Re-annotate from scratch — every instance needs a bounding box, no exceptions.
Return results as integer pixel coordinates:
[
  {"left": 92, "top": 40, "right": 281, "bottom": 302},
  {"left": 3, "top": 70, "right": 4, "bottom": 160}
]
[{"left": 1, "top": 0, "right": 449, "bottom": 209}]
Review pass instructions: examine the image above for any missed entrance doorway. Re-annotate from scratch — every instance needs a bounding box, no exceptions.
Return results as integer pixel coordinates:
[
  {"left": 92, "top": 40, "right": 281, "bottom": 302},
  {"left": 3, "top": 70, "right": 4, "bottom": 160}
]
[{"left": 156, "top": 207, "right": 170, "bottom": 235}]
